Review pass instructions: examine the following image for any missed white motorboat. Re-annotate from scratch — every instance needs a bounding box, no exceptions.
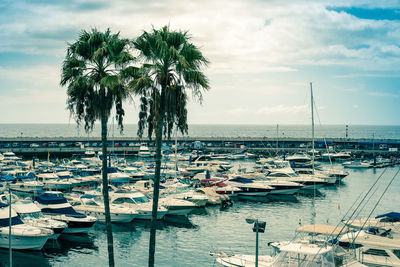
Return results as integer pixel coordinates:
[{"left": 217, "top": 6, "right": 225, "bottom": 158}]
[
  {"left": 286, "top": 153, "right": 312, "bottom": 168},
  {"left": 0, "top": 202, "right": 52, "bottom": 250},
  {"left": 138, "top": 145, "right": 152, "bottom": 157},
  {"left": 342, "top": 161, "right": 372, "bottom": 169},
  {"left": 225, "top": 178, "right": 274, "bottom": 200},
  {"left": 121, "top": 166, "right": 145, "bottom": 180},
  {"left": 2, "top": 152, "right": 21, "bottom": 161},
  {"left": 213, "top": 241, "right": 345, "bottom": 267},
  {"left": 36, "top": 173, "right": 74, "bottom": 191},
  {"left": 34, "top": 193, "right": 97, "bottom": 234},
  {"left": 12, "top": 200, "right": 67, "bottom": 240},
  {"left": 339, "top": 230, "right": 400, "bottom": 266},
  {"left": 8, "top": 179, "right": 44, "bottom": 193},
  {"left": 344, "top": 212, "right": 400, "bottom": 235},
  {"left": 168, "top": 191, "right": 209, "bottom": 207},
  {"left": 71, "top": 195, "right": 138, "bottom": 223},
  {"left": 107, "top": 167, "right": 132, "bottom": 183},
  {"left": 91, "top": 186, "right": 168, "bottom": 220},
  {"left": 158, "top": 196, "right": 196, "bottom": 216},
  {"left": 265, "top": 171, "right": 326, "bottom": 190}
]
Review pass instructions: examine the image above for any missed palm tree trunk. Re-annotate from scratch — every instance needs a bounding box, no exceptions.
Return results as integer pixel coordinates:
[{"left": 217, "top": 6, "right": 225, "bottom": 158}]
[
  {"left": 101, "top": 114, "right": 115, "bottom": 267},
  {"left": 148, "top": 109, "right": 164, "bottom": 267}
]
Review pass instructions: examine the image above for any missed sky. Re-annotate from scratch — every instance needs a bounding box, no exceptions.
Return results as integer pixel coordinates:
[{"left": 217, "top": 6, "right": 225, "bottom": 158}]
[{"left": 0, "top": 0, "right": 400, "bottom": 125}]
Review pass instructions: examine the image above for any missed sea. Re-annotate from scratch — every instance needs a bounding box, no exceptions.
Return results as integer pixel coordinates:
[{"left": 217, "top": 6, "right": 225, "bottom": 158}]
[
  {"left": 0, "top": 124, "right": 399, "bottom": 267},
  {"left": 0, "top": 123, "right": 400, "bottom": 139}
]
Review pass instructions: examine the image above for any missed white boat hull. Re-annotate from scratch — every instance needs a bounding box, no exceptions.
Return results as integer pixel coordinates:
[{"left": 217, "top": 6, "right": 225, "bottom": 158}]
[
  {"left": 77, "top": 210, "right": 136, "bottom": 223},
  {"left": 0, "top": 233, "right": 49, "bottom": 250}
]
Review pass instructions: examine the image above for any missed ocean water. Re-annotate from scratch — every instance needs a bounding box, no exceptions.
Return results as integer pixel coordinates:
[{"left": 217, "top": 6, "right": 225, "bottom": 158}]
[
  {"left": 0, "top": 124, "right": 400, "bottom": 139},
  {"left": 0, "top": 160, "right": 399, "bottom": 267}
]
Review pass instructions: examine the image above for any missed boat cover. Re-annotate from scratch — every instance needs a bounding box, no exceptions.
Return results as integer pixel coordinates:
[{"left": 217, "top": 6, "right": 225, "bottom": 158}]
[
  {"left": 0, "top": 216, "right": 24, "bottom": 227},
  {"left": 0, "top": 204, "right": 24, "bottom": 227},
  {"left": 375, "top": 212, "right": 400, "bottom": 220},
  {"left": 41, "top": 207, "right": 86, "bottom": 218},
  {"left": 0, "top": 175, "right": 16, "bottom": 181},
  {"left": 35, "top": 193, "right": 68, "bottom": 205},
  {"left": 229, "top": 177, "right": 253, "bottom": 183}
]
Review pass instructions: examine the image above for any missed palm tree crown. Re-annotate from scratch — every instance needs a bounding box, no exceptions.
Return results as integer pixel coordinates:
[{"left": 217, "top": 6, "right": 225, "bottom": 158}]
[
  {"left": 129, "top": 25, "right": 209, "bottom": 139},
  {"left": 61, "top": 28, "right": 133, "bottom": 131}
]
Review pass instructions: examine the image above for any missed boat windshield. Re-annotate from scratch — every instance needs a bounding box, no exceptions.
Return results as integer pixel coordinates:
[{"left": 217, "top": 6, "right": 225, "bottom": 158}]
[
  {"left": 133, "top": 196, "right": 149, "bottom": 203},
  {"left": 19, "top": 211, "right": 44, "bottom": 219},
  {"left": 275, "top": 162, "right": 290, "bottom": 168}
]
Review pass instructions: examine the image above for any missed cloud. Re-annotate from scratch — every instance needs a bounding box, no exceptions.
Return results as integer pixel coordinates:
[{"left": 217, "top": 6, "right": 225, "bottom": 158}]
[
  {"left": 255, "top": 104, "right": 309, "bottom": 115},
  {"left": 1, "top": 0, "right": 400, "bottom": 71},
  {"left": 226, "top": 104, "right": 308, "bottom": 116},
  {"left": 368, "top": 91, "right": 399, "bottom": 98}
]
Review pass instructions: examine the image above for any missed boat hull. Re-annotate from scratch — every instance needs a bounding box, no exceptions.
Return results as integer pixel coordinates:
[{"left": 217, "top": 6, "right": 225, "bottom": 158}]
[{"left": 0, "top": 233, "right": 49, "bottom": 250}]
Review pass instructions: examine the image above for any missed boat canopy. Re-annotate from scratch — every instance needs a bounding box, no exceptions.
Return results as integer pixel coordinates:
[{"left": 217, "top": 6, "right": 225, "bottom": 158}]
[
  {"left": 297, "top": 224, "right": 350, "bottom": 236},
  {"left": 376, "top": 212, "right": 400, "bottom": 221}
]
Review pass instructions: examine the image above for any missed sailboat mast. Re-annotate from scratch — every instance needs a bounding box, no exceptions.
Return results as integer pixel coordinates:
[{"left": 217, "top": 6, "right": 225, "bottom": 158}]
[
  {"left": 310, "top": 82, "right": 315, "bottom": 170},
  {"left": 174, "top": 127, "right": 178, "bottom": 180}
]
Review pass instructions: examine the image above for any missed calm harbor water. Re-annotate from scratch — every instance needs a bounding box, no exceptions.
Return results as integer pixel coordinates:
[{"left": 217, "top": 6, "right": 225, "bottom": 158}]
[
  {"left": 1, "top": 124, "right": 400, "bottom": 139},
  {"left": 0, "top": 160, "right": 399, "bottom": 267}
]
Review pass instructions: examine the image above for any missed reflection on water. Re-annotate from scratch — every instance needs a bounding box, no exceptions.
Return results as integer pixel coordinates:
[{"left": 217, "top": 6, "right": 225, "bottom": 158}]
[
  {"left": 163, "top": 215, "right": 197, "bottom": 229},
  {"left": 0, "top": 249, "right": 50, "bottom": 267},
  {"left": 43, "top": 234, "right": 97, "bottom": 257}
]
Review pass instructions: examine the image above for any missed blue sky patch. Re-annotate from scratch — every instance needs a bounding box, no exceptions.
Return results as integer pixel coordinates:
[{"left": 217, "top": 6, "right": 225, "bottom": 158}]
[{"left": 328, "top": 7, "right": 400, "bottom": 20}]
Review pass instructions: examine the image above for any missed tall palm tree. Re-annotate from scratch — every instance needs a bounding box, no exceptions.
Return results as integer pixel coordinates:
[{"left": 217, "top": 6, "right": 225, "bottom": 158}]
[
  {"left": 129, "top": 26, "right": 209, "bottom": 267},
  {"left": 60, "top": 28, "right": 133, "bottom": 267}
]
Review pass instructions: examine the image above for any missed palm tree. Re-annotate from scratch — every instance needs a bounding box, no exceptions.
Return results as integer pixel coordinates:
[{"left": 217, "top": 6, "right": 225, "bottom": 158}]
[
  {"left": 60, "top": 28, "right": 133, "bottom": 267},
  {"left": 129, "top": 26, "right": 209, "bottom": 267}
]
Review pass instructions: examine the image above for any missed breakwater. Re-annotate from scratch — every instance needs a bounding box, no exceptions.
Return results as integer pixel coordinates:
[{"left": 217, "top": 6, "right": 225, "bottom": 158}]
[{"left": 1, "top": 136, "right": 399, "bottom": 157}]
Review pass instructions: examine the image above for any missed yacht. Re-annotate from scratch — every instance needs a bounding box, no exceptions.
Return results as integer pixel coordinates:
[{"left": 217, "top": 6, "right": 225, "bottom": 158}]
[
  {"left": 34, "top": 193, "right": 97, "bottom": 234},
  {"left": 12, "top": 200, "right": 67, "bottom": 240},
  {"left": 158, "top": 196, "right": 197, "bottom": 216},
  {"left": 70, "top": 195, "right": 138, "bottom": 223},
  {"left": 225, "top": 178, "right": 274, "bottom": 200},
  {"left": 342, "top": 161, "right": 372, "bottom": 169},
  {"left": 2, "top": 152, "right": 21, "bottom": 161},
  {"left": 339, "top": 230, "right": 400, "bottom": 266},
  {"left": 0, "top": 202, "right": 52, "bottom": 250},
  {"left": 344, "top": 212, "right": 400, "bottom": 236},
  {"left": 138, "top": 145, "right": 152, "bottom": 157},
  {"left": 212, "top": 241, "right": 364, "bottom": 267},
  {"left": 36, "top": 173, "right": 74, "bottom": 191},
  {"left": 265, "top": 171, "right": 326, "bottom": 190},
  {"left": 85, "top": 186, "right": 167, "bottom": 220},
  {"left": 286, "top": 153, "right": 313, "bottom": 168}
]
